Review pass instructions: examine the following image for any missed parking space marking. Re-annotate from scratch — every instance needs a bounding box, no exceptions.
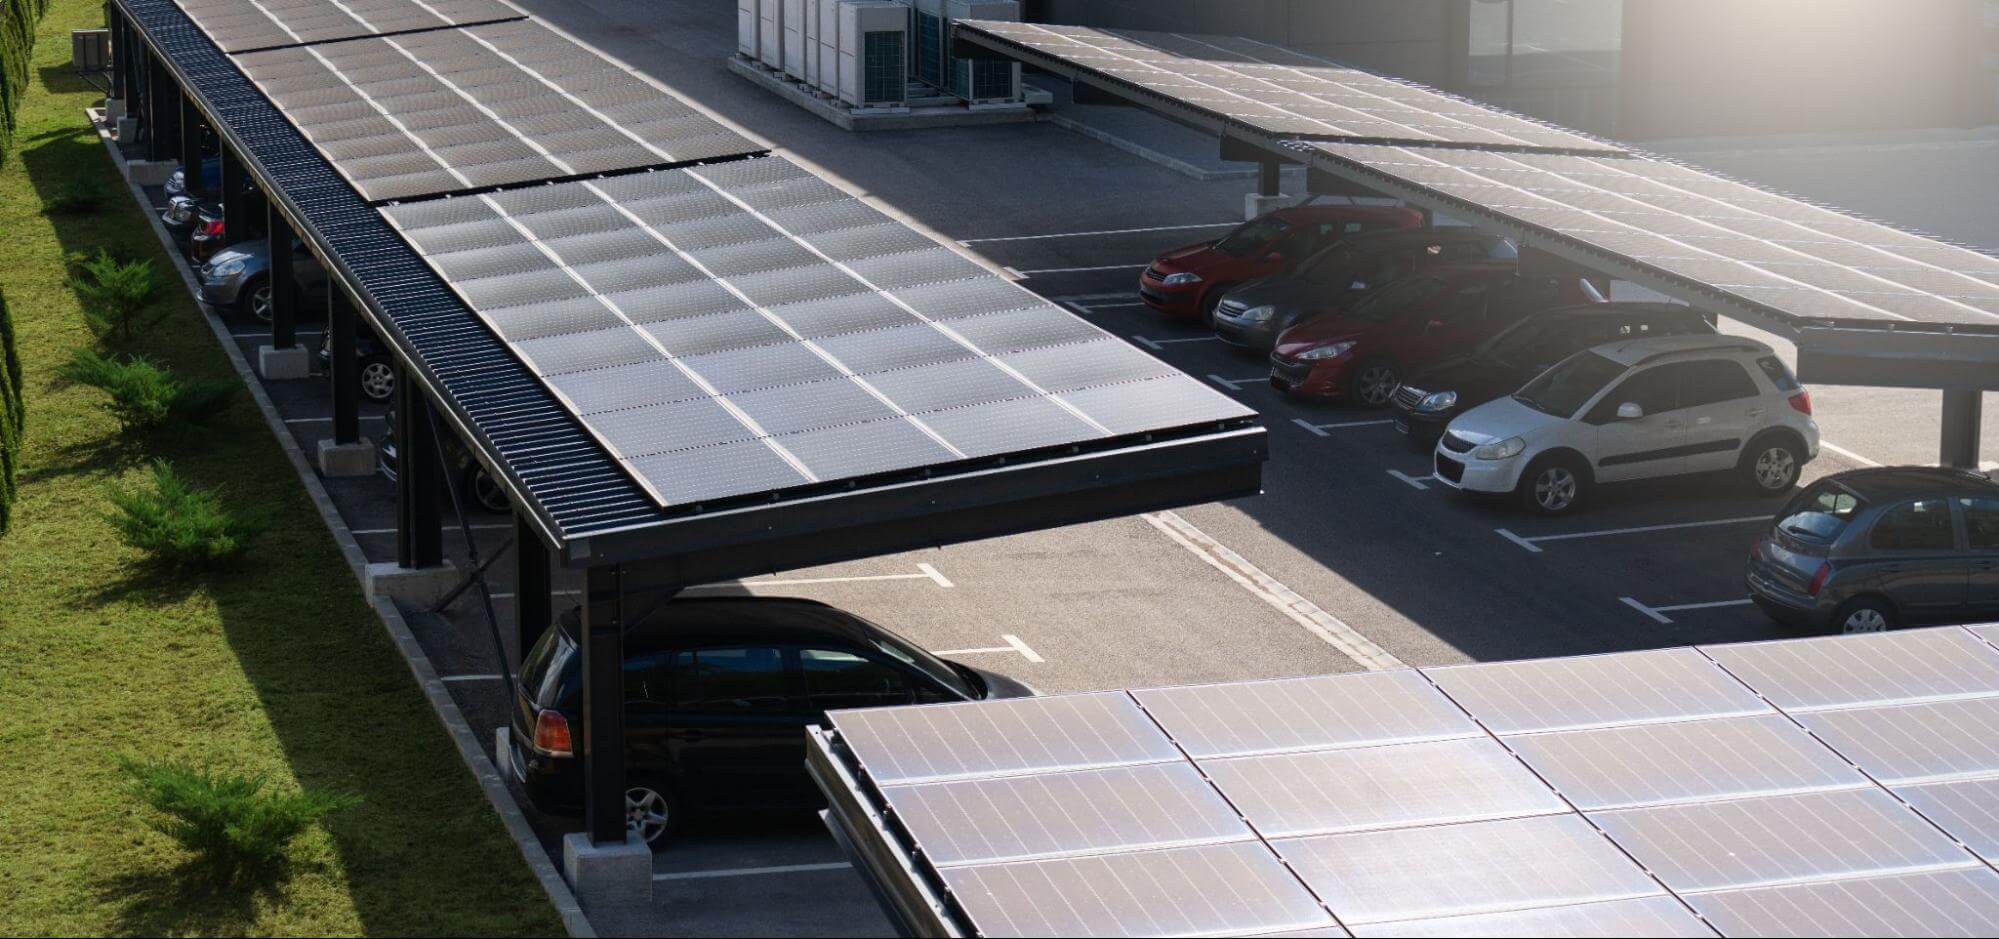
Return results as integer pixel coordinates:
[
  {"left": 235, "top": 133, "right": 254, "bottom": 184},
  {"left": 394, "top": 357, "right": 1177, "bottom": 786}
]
[
  {"left": 959, "top": 221, "right": 1235, "bottom": 244},
  {"left": 1142, "top": 510, "right": 1404, "bottom": 670},
  {"left": 283, "top": 415, "right": 386, "bottom": 425},
  {"left": 1822, "top": 440, "right": 1882, "bottom": 467},
  {"left": 350, "top": 522, "right": 513, "bottom": 535},
  {"left": 1050, "top": 292, "right": 1137, "bottom": 303},
  {"left": 653, "top": 861, "right": 852, "bottom": 882},
  {"left": 1497, "top": 515, "right": 1771, "bottom": 554},
  {"left": 1011, "top": 263, "right": 1149, "bottom": 276},
  {"left": 1132, "top": 334, "right": 1222, "bottom": 351},
  {"left": 1207, "top": 374, "right": 1266, "bottom": 391},
  {"left": 934, "top": 634, "right": 1044, "bottom": 663},
  {"left": 1620, "top": 596, "right": 1755, "bottom": 624},
  {"left": 232, "top": 329, "right": 325, "bottom": 339},
  {"left": 1387, "top": 469, "right": 1433, "bottom": 490},
  {"left": 441, "top": 673, "right": 504, "bottom": 682},
  {"left": 684, "top": 566, "right": 955, "bottom": 591},
  {"left": 1292, "top": 417, "right": 1395, "bottom": 436}
]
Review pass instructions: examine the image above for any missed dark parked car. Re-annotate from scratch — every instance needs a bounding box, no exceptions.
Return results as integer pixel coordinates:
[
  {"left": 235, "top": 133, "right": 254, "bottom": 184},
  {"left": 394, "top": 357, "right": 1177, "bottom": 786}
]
[
  {"left": 508, "top": 597, "right": 1035, "bottom": 844},
  {"left": 1749, "top": 467, "right": 1999, "bottom": 634},
  {"left": 1211, "top": 228, "right": 1517, "bottom": 351},
  {"left": 378, "top": 396, "right": 511, "bottom": 513},
  {"left": 1138, "top": 203, "right": 1424, "bottom": 322},
  {"left": 198, "top": 237, "right": 329, "bottom": 322},
  {"left": 1390, "top": 302, "right": 1716, "bottom": 445},
  {"left": 316, "top": 326, "right": 397, "bottom": 403}
]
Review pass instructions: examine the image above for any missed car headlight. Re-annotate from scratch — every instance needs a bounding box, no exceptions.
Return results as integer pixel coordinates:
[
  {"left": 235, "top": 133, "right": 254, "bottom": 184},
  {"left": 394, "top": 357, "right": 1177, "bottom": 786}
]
[
  {"left": 1161, "top": 272, "right": 1202, "bottom": 286},
  {"left": 1472, "top": 436, "right": 1526, "bottom": 460},
  {"left": 1418, "top": 390, "right": 1458, "bottom": 413},
  {"left": 1238, "top": 304, "right": 1274, "bottom": 323},
  {"left": 209, "top": 258, "right": 245, "bottom": 278},
  {"left": 1296, "top": 340, "right": 1355, "bottom": 361}
]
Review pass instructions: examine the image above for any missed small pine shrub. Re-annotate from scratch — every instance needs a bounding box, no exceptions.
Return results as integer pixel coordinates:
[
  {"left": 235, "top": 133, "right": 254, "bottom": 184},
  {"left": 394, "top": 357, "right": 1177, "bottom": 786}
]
[
  {"left": 43, "top": 177, "right": 106, "bottom": 215},
  {"left": 120, "top": 757, "right": 359, "bottom": 879},
  {"left": 69, "top": 250, "right": 164, "bottom": 342},
  {"left": 103, "top": 461, "right": 267, "bottom": 568},
  {"left": 58, "top": 349, "right": 236, "bottom": 432}
]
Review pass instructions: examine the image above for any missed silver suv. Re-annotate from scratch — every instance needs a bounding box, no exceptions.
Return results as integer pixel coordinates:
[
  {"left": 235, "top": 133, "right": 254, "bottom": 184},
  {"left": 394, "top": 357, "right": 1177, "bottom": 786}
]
[{"left": 1435, "top": 335, "right": 1820, "bottom": 515}]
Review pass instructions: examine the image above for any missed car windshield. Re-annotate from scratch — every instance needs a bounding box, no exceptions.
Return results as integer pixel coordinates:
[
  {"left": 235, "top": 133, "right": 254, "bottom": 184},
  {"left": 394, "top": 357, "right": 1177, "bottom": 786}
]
[
  {"left": 1476, "top": 317, "right": 1563, "bottom": 368},
  {"left": 1212, "top": 216, "right": 1291, "bottom": 257},
  {"left": 1777, "top": 481, "right": 1865, "bottom": 542},
  {"left": 867, "top": 627, "right": 979, "bottom": 699},
  {"left": 1513, "top": 351, "right": 1624, "bottom": 418},
  {"left": 1343, "top": 276, "right": 1446, "bottom": 323},
  {"left": 1297, "top": 244, "right": 1360, "bottom": 286}
]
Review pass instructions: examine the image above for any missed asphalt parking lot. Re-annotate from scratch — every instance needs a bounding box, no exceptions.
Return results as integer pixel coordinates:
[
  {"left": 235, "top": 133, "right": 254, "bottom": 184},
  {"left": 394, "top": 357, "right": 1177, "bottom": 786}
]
[{"left": 140, "top": 1, "right": 1999, "bottom": 934}]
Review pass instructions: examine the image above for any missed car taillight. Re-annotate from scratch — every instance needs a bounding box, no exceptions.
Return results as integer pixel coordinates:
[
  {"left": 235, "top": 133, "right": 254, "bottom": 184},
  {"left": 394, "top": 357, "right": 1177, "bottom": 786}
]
[
  {"left": 1806, "top": 562, "right": 1832, "bottom": 597},
  {"left": 532, "top": 709, "right": 572, "bottom": 757},
  {"left": 198, "top": 219, "right": 224, "bottom": 238},
  {"left": 1788, "top": 391, "right": 1812, "bottom": 416}
]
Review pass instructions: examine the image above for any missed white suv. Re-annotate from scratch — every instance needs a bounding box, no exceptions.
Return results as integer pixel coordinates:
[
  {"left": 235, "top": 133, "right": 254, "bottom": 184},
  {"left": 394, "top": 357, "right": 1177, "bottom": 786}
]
[{"left": 1434, "top": 335, "right": 1820, "bottom": 515}]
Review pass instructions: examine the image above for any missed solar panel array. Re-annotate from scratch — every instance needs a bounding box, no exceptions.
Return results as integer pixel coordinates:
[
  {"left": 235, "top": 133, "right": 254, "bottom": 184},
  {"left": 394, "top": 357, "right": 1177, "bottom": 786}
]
[
  {"left": 955, "top": 20, "right": 1623, "bottom": 155},
  {"left": 827, "top": 626, "right": 1999, "bottom": 937},
  {"left": 235, "top": 18, "right": 762, "bottom": 200},
  {"left": 382, "top": 158, "right": 1251, "bottom": 508},
  {"left": 175, "top": 0, "right": 524, "bottom": 54},
  {"left": 1295, "top": 142, "right": 1999, "bottom": 331}
]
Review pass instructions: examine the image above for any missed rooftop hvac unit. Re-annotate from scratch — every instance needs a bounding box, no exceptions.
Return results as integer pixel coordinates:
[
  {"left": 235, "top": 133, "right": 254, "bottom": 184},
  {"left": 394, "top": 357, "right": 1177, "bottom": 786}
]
[
  {"left": 814, "top": 0, "right": 843, "bottom": 98},
  {"left": 911, "top": 0, "right": 945, "bottom": 89},
  {"left": 950, "top": 55, "right": 1020, "bottom": 105},
  {"left": 838, "top": 1, "right": 910, "bottom": 109},
  {"left": 737, "top": 0, "right": 759, "bottom": 59},
  {"left": 783, "top": 0, "right": 808, "bottom": 81},
  {"left": 758, "top": 0, "right": 784, "bottom": 72}
]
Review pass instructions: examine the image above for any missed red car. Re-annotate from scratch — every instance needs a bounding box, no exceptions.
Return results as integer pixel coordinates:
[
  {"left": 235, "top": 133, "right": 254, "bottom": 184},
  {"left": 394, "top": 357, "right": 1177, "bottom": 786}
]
[
  {"left": 1269, "top": 266, "right": 1601, "bottom": 406},
  {"left": 1138, "top": 203, "right": 1424, "bottom": 321}
]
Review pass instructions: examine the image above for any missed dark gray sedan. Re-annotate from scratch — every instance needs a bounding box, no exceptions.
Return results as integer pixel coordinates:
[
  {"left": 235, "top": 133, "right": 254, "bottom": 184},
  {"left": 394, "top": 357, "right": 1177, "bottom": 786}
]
[
  {"left": 196, "top": 237, "right": 327, "bottom": 322},
  {"left": 1749, "top": 467, "right": 1999, "bottom": 633}
]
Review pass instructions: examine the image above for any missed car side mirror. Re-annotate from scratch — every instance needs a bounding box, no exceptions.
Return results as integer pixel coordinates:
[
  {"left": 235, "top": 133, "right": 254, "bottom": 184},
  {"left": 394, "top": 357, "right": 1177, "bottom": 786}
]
[
  {"left": 1616, "top": 402, "right": 1645, "bottom": 420},
  {"left": 1266, "top": 251, "right": 1286, "bottom": 263}
]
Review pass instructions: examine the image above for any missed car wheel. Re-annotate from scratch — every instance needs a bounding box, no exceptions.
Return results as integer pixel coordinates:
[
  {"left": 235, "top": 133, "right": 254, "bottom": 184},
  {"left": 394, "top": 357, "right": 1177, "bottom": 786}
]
[
  {"left": 625, "top": 784, "right": 676, "bottom": 848},
  {"left": 468, "top": 467, "right": 510, "bottom": 513},
  {"left": 357, "top": 355, "right": 396, "bottom": 403},
  {"left": 1348, "top": 360, "right": 1400, "bottom": 408},
  {"left": 240, "top": 277, "right": 272, "bottom": 323},
  {"left": 1742, "top": 436, "right": 1803, "bottom": 495},
  {"left": 1519, "top": 455, "right": 1587, "bottom": 516},
  {"left": 1198, "top": 289, "right": 1225, "bottom": 328},
  {"left": 1831, "top": 596, "right": 1895, "bottom": 635}
]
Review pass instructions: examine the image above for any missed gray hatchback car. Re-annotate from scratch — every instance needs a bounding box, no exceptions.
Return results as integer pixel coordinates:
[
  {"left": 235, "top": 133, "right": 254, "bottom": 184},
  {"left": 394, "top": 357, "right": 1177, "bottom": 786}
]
[
  {"left": 1749, "top": 467, "right": 1999, "bottom": 633},
  {"left": 197, "top": 237, "right": 327, "bottom": 322}
]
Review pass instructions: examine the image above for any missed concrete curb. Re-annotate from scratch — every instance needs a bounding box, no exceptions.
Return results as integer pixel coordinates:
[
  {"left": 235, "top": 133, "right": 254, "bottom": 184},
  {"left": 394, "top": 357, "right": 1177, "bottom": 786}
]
[{"left": 91, "top": 110, "right": 596, "bottom": 939}]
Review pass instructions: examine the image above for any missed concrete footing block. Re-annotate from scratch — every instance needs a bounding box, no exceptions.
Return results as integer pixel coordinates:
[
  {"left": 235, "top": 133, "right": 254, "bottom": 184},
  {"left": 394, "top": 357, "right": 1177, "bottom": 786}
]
[
  {"left": 562, "top": 831, "right": 654, "bottom": 917},
  {"left": 316, "top": 437, "right": 377, "bottom": 477},
  {"left": 115, "top": 116, "right": 140, "bottom": 143},
  {"left": 105, "top": 98, "right": 126, "bottom": 124},
  {"left": 364, "top": 560, "right": 461, "bottom": 607},
  {"left": 1245, "top": 192, "right": 1289, "bottom": 221},
  {"left": 127, "top": 159, "right": 180, "bottom": 186},
  {"left": 257, "top": 344, "right": 312, "bottom": 380}
]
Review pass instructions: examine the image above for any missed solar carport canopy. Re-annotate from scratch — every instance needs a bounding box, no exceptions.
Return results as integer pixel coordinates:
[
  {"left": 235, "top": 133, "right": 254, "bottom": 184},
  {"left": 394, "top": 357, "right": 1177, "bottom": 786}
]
[
  {"left": 811, "top": 626, "right": 1999, "bottom": 937},
  {"left": 177, "top": 0, "right": 525, "bottom": 54}
]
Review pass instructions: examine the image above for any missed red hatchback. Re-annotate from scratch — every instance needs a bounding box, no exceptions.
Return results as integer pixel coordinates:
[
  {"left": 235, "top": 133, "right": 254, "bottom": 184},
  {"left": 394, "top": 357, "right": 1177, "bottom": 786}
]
[
  {"left": 1138, "top": 203, "right": 1424, "bottom": 321},
  {"left": 1269, "top": 266, "right": 1600, "bottom": 406}
]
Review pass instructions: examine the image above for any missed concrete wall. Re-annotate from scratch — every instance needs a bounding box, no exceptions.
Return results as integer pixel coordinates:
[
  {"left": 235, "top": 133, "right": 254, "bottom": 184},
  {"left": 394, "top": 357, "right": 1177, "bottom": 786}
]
[{"left": 1619, "top": 0, "right": 1991, "bottom": 139}]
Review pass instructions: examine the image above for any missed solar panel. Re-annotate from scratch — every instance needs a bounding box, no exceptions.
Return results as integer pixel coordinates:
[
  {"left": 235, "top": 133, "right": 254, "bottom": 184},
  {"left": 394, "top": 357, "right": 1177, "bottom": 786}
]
[
  {"left": 1272, "top": 813, "right": 1664, "bottom": 926},
  {"left": 175, "top": 0, "right": 524, "bottom": 54},
  {"left": 1893, "top": 777, "right": 1999, "bottom": 861},
  {"left": 1587, "top": 787, "right": 1978, "bottom": 893},
  {"left": 235, "top": 19, "right": 763, "bottom": 200},
  {"left": 1423, "top": 646, "right": 1769, "bottom": 735},
  {"left": 1701, "top": 627, "right": 1999, "bottom": 712},
  {"left": 1347, "top": 896, "right": 1711, "bottom": 938},
  {"left": 1504, "top": 713, "right": 1870, "bottom": 810},
  {"left": 1795, "top": 695, "right": 1999, "bottom": 784},
  {"left": 1684, "top": 867, "right": 1999, "bottom": 938},
  {"left": 1203, "top": 736, "right": 1568, "bottom": 838},
  {"left": 1130, "top": 670, "right": 1482, "bottom": 759},
  {"left": 1294, "top": 142, "right": 1999, "bottom": 331},
  {"left": 936, "top": 841, "right": 1340, "bottom": 938},
  {"left": 957, "top": 21, "right": 1620, "bottom": 155},
  {"left": 828, "top": 692, "right": 1181, "bottom": 786},
  {"left": 383, "top": 158, "right": 1251, "bottom": 508}
]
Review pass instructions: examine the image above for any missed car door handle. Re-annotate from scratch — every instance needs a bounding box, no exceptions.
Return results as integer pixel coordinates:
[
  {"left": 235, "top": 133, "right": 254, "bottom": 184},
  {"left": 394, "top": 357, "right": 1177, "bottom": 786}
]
[
  {"left": 1665, "top": 420, "right": 1687, "bottom": 430},
  {"left": 1746, "top": 407, "right": 1765, "bottom": 417},
  {"left": 1694, "top": 416, "right": 1713, "bottom": 425}
]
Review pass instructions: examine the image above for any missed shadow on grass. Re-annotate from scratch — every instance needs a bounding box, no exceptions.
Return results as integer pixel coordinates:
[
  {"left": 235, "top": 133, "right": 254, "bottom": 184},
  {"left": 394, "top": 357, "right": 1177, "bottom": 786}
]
[{"left": 99, "top": 857, "right": 311, "bottom": 936}]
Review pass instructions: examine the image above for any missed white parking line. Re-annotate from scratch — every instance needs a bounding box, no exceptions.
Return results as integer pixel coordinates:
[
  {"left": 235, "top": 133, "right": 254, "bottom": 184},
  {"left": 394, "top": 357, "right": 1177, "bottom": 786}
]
[
  {"left": 1621, "top": 596, "right": 1755, "bottom": 624},
  {"left": 683, "top": 567, "right": 955, "bottom": 591},
  {"left": 1292, "top": 417, "right": 1395, "bottom": 436},
  {"left": 1050, "top": 292, "right": 1137, "bottom": 303},
  {"left": 441, "top": 673, "right": 504, "bottom": 682},
  {"left": 349, "top": 523, "right": 513, "bottom": 535},
  {"left": 1387, "top": 469, "right": 1434, "bottom": 490},
  {"left": 1821, "top": 440, "right": 1882, "bottom": 467},
  {"left": 232, "top": 329, "right": 324, "bottom": 339},
  {"left": 283, "top": 415, "right": 386, "bottom": 424},
  {"left": 653, "top": 861, "right": 852, "bottom": 882},
  {"left": 1207, "top": 374, "right": 1266, "bottom": 391},
  {"left": 1011, "top": 263, "right": 1149, "bottom": 276},
  {"left": 1132, "top": 335, "right": 1221, "bottom": 351},
  {"left": 934, "top": 634, "right": 1044, "bottom": 663},
  {"left": 958, "top": 222, "right": 1235, "bottom": 244},
  {"left": 1497, "top": 515, "right": 1771, "bottom": 554},
  {"left": 1143, "top": 511, "right": 1403, "bottom": 670}
]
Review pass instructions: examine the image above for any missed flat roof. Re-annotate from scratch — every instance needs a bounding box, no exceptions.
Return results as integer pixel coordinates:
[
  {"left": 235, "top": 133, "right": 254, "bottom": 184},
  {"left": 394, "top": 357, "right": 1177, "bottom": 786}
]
[
  {"left": 120, "top": 0, "right": 1265, "bottom": 572},
  {"left": 812, "top": 626, "right": 1999, "bottom": 937}
]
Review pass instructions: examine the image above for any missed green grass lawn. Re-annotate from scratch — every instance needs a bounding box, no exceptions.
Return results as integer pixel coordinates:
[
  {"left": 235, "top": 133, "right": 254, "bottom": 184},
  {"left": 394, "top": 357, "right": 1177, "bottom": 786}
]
[{"left": 0, "top": 2, "right": 566, "bottom": 935}]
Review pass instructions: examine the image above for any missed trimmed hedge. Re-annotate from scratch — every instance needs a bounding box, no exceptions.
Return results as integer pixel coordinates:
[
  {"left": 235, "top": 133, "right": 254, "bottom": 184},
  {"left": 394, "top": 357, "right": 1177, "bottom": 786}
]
[
  {"left": 1, "top": 286, "right": 19, "bottom": 535},
  {"left": 2, "top": 0, "right": 50, "bottom": 163}
]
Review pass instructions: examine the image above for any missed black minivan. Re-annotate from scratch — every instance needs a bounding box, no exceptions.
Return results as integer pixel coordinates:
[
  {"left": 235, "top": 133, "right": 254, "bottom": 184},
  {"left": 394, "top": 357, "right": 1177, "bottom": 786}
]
[{"left": 508, "top": 597, "right": 1034, "bottom": 845}]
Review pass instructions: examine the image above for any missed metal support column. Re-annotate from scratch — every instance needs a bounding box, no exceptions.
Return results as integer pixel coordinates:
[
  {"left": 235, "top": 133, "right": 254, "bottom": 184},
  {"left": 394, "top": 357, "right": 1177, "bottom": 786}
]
[
  {"left": 329, "top": 286, "right": 361, "bottom": 446},
  {"left": 1258, "top": 159, "right": 1281, "bottom": 198},
  {"left": 178, "top": 93, "right": 203, "bottom": 189},
  {"left": 144, "top": 51, "right": 172, "bottom": 161},
  {"left": 220, "top": 144, "right": 249, "bottom": 240},
  {"left": 579, "top": 564, "right": 628, "bottom": 845},
  {"left": 1941, "top": 389, "right": 1984, "bottom": 469},
  {"left": 266, "top": 203, "right": 298, "bottom": 350},
  {"left": 396, "top": 376, "right": 445, "bottom": 569},
  {"left": 109, "top": 6, "right": 128, "bottom": 101},
  {"left": 515, "top": 513, "right": 552, "bottom": 667}
]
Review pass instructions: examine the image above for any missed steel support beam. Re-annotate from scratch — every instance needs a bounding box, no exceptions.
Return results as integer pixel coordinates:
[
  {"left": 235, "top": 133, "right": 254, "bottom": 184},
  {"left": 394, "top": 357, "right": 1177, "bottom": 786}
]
[
  {"left": 1941, "top": 389, "right": 1984, "bottom": 469},
  {"left": 220, "top": 143, "right": 250, "bottom": 240},
  {"left": 1258, "top": 159, "right": 1281, "bottom": 198},
  {"left": 330, "top": 285, "right": 361, "bottom": 446},
  {"left": 266, "top": 202, "right": 298, "bottom": 349},
  {"left": 579, "top": 564, "right": 628, "bottom": 846},
  {"left": 109, "top": 6, "right": 128, "bottom": 100},
  {"left": 396, "top": 376, "right": 445, "bottom": 569},
  {"left": 516, "top": 513, "right": 552, "bottom": 668},
  {"left": 144, "top": 50, "right": 172, "bottom": 160},
  {"left": 178, "top": 91, "right": 203, "bottom": 189}
]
